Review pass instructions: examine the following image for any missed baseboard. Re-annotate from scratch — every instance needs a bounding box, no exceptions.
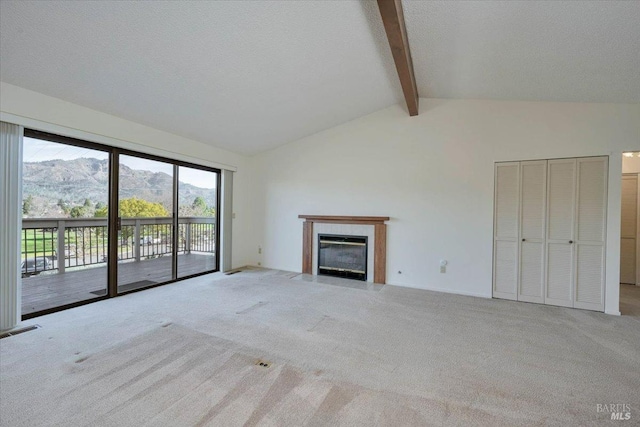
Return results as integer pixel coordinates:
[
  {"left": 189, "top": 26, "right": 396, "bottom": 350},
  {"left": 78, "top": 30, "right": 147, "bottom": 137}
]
[
  {"left": 386, "top": 281, "right": 492, "bottom": 299},
  {"left": 223, "top": 265, "right": 254, "bottom": 273},
  {"left": 605, "top": 310, "right": 621, "bottom": 316}
]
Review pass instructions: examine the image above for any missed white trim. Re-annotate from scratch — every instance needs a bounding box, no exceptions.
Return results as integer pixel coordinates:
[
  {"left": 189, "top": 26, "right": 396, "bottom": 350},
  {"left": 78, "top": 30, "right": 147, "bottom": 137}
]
[
  {"left": 387, "top": 282, "right": 492, "bottom": 299},
  {"left": 0, "top": 112, "right": 238, "bottom": 172},
  {"left": 220, "top": 170, "right": 234, "bottom": 272},
  {"left": 605, "top": 310, "right": 621, "bottom": 316},
  {"left": 621, "top": 173, "right": 639, "bottom": 286},
  {"left": 636, "top": 172, "right": 640, "bottom": 286}
]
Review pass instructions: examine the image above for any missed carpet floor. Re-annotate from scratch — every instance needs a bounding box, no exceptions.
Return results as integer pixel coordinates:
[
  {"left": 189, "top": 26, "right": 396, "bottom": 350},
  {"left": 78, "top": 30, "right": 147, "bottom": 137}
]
[{"left": 1, "top": 269, "right": 638, "bottom": 426}]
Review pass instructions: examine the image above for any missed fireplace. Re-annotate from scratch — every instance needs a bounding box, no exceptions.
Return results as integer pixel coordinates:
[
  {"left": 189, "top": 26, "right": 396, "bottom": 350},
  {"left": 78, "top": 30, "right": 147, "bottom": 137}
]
[
  {"left": 318, "top": 234, "right": 368, "bottom": 281},
  {"left": 299, "top": 215, "right": 389, "bottom": 284}
]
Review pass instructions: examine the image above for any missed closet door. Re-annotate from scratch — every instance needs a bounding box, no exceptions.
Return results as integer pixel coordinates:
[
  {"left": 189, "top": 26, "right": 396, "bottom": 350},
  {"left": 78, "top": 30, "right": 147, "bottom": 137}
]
[
  {"left": 574, "top": 157, "right": 607, "bottom": 311},
  {"left": 545, "top": 159, "right": 576, "bottom": 307},
  {"left": 493, "top": 162, "right": 520, "bottom": 300},
  {"left": 518, "top": 161, "right": 547, "bottom": 303},
  {"left": 620, "top": 174, "right": 637, "bottom": 285}
]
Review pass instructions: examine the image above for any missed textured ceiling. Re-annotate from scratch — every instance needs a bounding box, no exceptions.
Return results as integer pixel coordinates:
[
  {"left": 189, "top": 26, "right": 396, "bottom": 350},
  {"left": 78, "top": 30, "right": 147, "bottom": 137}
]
[
  {"left": 0, "top": 1, "right": 401, "bottom": 154},
  {"left": 404, "top": 1, "right": 640, "bottom": 103},
  {"left": 1, "top": 1, "right": 639, "bottom": 155}
]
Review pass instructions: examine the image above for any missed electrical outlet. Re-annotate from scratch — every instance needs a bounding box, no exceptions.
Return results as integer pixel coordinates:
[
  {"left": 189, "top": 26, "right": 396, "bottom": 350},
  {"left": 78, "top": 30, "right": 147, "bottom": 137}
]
[
  {"left": 232, "top": 212, "right": 236, "bottom": 219},
  {"left": 258, "top": 246, "right": 262, "bottom": 254},
  {"left": 440, "top": 260, "right": 447, "bottom": 273}
]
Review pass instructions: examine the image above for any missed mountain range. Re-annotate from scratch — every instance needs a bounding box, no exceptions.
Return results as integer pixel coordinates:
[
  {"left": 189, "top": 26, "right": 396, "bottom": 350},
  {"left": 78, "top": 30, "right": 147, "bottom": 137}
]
[{"left": 23, "top": 158, "right": 217, "bottom": 217}]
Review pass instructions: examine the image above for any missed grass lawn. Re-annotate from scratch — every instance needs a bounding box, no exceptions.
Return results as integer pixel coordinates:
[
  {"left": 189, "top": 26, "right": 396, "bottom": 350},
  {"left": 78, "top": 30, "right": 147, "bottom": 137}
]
[{"left": 21, "top": 228, "right": 108, "bottom": 260}]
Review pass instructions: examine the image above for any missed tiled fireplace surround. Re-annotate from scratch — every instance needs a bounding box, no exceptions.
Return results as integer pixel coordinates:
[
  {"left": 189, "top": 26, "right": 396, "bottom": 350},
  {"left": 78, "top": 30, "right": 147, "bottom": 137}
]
[{"left": 298, "top": 215, "right": 389, "bottom": 284}]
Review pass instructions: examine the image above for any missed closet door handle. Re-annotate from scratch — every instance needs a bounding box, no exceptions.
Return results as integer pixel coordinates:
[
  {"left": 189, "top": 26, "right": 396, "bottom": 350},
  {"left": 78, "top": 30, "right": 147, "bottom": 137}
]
[
  {"left": 522, "top": 238, "right": 526, "bottom": 242},
  {"left": 569, "top": 240, "right": 574, "bottom": 244}
]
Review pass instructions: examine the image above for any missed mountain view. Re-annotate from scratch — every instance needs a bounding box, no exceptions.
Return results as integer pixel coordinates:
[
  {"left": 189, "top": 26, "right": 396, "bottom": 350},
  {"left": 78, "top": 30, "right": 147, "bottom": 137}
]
[{"left": 22, "top": 158, "right": 217, "bottom": 218}]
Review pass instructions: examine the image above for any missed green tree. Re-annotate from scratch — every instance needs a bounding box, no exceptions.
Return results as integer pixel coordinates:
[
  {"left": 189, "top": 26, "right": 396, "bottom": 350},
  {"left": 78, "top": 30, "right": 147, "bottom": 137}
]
[
  {"left": 93, "top": 198, "right": 169, "bottom": 219},
  {"left": 192, "top": 196, "right": 206, "bottom": 212},
  {"left": 57, "top": 198, "right": 69, "bottom": 215},
  {"left": 120, "top": 198, "right": 168, "bottom": 244},
  {"left": 22, "top": 195, "right": 34, "bottom": 216},
  {"left": 70, "top": 206, "right": 91, "bottom": 218},
  {"left": 188, "top": 196, "right": 215, "bottom": 217},
  {"left": 83, "top": 198, "right": 92, "bottom": 208},
  {"left": 94, "top": 198, "right": 169, "bottom": 243},
  {"left": 119, "top": 198, "right": 169, "bottom": 218},
  {"left": 94, "top": 206, "right": 108, "bottom": 217}
]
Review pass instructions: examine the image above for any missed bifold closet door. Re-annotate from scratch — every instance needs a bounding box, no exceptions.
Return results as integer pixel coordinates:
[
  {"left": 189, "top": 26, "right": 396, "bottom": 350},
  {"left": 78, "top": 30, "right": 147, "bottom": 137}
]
[
  {"left": 545, "top": 159, "right": 576, "bottom": 308},
  {"left": 493, "top": 162, "right": 520, "bottom": 300},
  {"left": 518, "top": 161, "right": 547, "bottom": 303},
  {"left": 621, "top": 175, "right": 638, "bottom": 285},
  {"left": 573, "top": 158, "right": 607, "bottom": 310}
]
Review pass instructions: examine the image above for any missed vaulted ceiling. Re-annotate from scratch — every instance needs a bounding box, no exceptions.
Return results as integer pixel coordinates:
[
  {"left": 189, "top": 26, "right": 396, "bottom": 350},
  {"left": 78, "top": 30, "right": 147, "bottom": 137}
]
[{"left": 1, "top": 1, "right": 638, "bottom": 155}]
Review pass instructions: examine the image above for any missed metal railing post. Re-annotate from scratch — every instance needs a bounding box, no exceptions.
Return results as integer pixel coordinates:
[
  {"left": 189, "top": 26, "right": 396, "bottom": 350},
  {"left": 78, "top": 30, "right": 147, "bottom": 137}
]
[
  {"left": 57, "top": 220, "right": 66, "bottom": 274},
  {"left": 134, "top": 219, "right": 141, "bottom": 262},
  {"left": 185, "top": 223, "right": 191, "bottom": 254}
]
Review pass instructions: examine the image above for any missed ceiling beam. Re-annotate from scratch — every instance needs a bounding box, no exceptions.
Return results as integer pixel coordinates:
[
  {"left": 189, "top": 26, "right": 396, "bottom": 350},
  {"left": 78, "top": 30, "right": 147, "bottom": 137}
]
[{"left": 377, "top": 0, "right": 419, "bottom": 116}]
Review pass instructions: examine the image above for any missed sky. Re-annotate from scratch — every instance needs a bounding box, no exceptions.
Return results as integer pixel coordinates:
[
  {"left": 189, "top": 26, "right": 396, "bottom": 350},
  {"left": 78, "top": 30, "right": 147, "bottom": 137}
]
[{"left": 23, "top": 137, "right": 217, "bottom": 189}]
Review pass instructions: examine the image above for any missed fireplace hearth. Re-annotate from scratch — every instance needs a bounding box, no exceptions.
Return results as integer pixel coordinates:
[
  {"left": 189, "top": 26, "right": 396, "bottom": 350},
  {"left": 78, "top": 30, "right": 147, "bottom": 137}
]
[{"left": 318, "top": 234, "right": 367, "bottom": 281}]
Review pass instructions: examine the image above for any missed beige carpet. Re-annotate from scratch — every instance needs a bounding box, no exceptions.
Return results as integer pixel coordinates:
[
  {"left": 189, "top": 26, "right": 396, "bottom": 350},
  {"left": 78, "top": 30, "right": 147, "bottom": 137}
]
[{"left": 1, "top": 269, "right": 639, "bottom": 426}]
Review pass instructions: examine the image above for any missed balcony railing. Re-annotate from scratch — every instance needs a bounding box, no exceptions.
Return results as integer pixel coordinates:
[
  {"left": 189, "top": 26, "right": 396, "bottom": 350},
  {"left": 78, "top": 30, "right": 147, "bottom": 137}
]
[{"left": 21, "top": 217, "right": 216, "bottom": 276}]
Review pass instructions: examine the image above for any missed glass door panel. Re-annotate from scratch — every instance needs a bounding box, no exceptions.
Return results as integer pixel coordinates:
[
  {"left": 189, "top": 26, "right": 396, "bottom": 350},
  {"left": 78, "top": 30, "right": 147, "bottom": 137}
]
[
  {"left": 21, "top": 135, "right": 109, "bottom": 314},
  {"left": 117, "top": 155, "right": 175, "bottom": 292},
  {"left": 177, "top": 166, "right": 219, "bottom": 278}
]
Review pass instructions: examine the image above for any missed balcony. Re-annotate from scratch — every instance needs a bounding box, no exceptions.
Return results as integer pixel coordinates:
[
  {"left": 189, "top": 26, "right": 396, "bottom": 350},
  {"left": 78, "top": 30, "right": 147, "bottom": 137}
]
[{"left": 21, "top": 217, "right": 216, "bottom": 315}]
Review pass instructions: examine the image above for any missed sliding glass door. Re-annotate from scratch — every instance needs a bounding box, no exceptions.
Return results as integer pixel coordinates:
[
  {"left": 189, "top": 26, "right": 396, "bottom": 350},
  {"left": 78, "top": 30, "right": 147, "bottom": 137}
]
[
  {"left": 21, "top": 132, "right": 110, "bottom": 314},
  {"left": 177, "top": 166, "right": 219, "bottom": 278},
  {"left": 117, "top": 155, "right": 176, "bottom": 293},
  {"left": 21, "top": 130, "right": 221, "bottom": 319}
]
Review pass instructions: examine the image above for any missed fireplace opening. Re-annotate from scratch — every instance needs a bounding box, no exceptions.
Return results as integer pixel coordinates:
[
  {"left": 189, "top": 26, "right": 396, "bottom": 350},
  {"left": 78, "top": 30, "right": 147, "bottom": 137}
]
[{"left": 318, "top": 234, "right": 367, "bottom": 281}]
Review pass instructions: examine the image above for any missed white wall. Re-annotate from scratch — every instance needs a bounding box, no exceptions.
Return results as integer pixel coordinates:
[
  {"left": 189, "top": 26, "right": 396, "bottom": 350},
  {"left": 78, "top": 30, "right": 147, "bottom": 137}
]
[
  {"left": 623, "top": 155, "right": 640, "bottom": 173},
  {"left": 252, "top": 99, "right": 640, "bottom": 314},
  {"left": 0, "top": 82, "right": 254, "bottom": 269}
]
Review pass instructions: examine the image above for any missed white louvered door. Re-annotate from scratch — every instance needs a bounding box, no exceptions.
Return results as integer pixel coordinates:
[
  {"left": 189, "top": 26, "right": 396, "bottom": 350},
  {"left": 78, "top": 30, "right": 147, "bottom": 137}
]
[
  {"left": 493, "top": 157, "right": 607, "bottom": 311},
  {"left": 574, "top": 158, "right": 607, "bottom": 311},
  {"left": 493, "top": 162, "right": 520, "bottom": 300},
  {"left": 518, "top": 161, "right": 547, "bottom": 303},
  {"left": 545, "top": 159, "right": 577, "bottom": 308},
  {"left": 620, "top": 174, "right": 638, "bottom": 285}
]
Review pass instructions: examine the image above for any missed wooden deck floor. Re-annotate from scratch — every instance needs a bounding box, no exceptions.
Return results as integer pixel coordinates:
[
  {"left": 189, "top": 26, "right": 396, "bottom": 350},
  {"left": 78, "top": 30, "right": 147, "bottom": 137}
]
[{"left": 22, "top": 253, "right": 216, "bottom": 315}]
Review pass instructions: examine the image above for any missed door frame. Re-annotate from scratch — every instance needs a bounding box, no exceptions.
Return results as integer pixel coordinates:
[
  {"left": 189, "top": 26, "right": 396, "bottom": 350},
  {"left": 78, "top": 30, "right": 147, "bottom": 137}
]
[{"left": 621, "top": 172, "right": 640, "bottom": 286}]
